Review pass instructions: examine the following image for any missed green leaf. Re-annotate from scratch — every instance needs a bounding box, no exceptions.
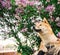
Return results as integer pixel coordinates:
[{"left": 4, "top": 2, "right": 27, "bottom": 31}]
[
  {"left": 11, "top": 0, "right": 15, "bottom": 5},
  {"left": 22, "top": 53, "right": 27, "bottom": 55},
  {"left": 51, "top": 0, "right": 58, "bottom": 4},
  {"left": 21, "top": 45, "right": 33, "bottom": 55}
]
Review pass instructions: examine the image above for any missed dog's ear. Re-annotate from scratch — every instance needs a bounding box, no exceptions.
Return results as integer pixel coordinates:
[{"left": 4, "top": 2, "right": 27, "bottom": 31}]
[
  {"left": 43, "top": 18, "right": 52, "bottom": 28},
  {"left": 43, "top": 18, "right": 49, "bottom": 24}
]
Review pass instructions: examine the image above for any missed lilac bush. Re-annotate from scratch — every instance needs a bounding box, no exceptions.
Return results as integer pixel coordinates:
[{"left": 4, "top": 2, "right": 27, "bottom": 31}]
[{"left": 0, "top": 0, "right": 60, "bottom": 55}]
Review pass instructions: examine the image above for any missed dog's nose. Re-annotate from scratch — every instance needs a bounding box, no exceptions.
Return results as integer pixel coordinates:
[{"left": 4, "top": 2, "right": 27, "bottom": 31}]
[{"left": 33, "top": 26, "right": 41, "bottom": 32}]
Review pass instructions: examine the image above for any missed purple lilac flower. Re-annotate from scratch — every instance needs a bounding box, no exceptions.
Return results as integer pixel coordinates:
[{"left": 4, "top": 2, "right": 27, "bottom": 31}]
[
  {"left": 0, "top": 0, "right": 1, "bottom": 2},
  {"left": 1, "top": 1, "right": 6, "bottom": 7},
  {"left": 15, "top": 7, "right": 24, "bottom": 14},
  {"left": 55, "top": 17, "right": 60, "bottom": 27},
  {"left": 1, "top": 0, "right": 11, "bottom": 9},
  {"left": 29, "top": 0, "right": 39, "bottom": 6},
  {"left": 56, "top": 23, "right": 60, "bottom": 27},
  {"left": 20, "top": 0, "right": 29, "bottom": 4},
  {"left": 50, "top": 17, "right": 55, "bottom": 22},
  {"left": 57, "top": 32, "right": 60, "bottom": 38},
  {"left": 20, "top": 28, "right": 27, "bottom": 32},
  {"left": 15, "top": 0, "right": 29, "bottom": 7},
  {"left": 29, "top": 1, "right": 35, "bottom": 6},
  {"left": 15, "top": 0, "right": 20, "bottom": 5},
  {"left": 15, "top": 0, "right": 39, "bottom": 7},
  {"left": 45, "top": 5, "right": 55, "bottom": 12},
  {"left": 20, "top": 0, "right": 29, "bottom": 7}
]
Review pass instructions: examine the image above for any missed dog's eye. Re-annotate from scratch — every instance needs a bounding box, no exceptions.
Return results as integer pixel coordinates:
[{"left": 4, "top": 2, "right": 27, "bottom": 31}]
[
  {"left": 42, "top": 20, "right": 46, "bottom": 23},
  {"left": 40, "top": 24, "right": 42, "bottom": 26},
  {"left": 44, "top": 21, "right": 46, "bottom": 23}
]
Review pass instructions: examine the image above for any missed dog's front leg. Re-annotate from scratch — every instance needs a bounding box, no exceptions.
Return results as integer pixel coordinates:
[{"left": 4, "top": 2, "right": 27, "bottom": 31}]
[
  {"left": 37, "top": 50, "right": 45, "bottom": 55},
  {"left": 38, "top": 42, "right": 47, "bottom": 55}
]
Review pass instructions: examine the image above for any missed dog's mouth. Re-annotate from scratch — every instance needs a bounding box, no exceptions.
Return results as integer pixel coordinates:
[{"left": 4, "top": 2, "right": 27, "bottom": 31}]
[{"left": 33, "top": 26, "right": 41, "bottom": 32}]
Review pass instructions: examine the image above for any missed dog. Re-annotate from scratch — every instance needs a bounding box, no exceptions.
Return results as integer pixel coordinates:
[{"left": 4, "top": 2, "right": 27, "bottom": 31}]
[{"left": 33, "top": 18, "right": 60, "bottom": 55}]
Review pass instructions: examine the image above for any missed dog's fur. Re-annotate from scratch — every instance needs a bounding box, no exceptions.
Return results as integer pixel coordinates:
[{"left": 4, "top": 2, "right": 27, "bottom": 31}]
[{"left": 33, "top": 18, "right": 60, "bottom": 55}]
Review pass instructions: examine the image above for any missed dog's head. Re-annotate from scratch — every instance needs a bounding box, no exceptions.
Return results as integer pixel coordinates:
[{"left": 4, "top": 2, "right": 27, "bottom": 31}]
[{"left": 33, "top": 18, "right": 52, "bottom": 34}]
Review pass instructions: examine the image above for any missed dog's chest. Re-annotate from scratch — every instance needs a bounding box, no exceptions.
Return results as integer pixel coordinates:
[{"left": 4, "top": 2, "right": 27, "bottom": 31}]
[{"left": 45, "top": 43, "right": 60, "bottom": 55}]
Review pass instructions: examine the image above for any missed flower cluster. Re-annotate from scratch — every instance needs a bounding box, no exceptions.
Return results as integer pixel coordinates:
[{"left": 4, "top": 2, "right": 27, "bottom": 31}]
[
  {"left": 45, "top": 5, "right": 55, "bottom": 12},
  {"left": 0, "top": 0, "right": 11, "bottom": 9},
  {"left": 15, "top": 0, "right": 39, "bottom": 7}
]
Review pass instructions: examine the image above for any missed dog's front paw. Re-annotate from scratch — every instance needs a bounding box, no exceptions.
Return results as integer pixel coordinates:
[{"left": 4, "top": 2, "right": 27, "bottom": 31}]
[{"left": 37, "top": 50, "right": 45, "bottom": 55}]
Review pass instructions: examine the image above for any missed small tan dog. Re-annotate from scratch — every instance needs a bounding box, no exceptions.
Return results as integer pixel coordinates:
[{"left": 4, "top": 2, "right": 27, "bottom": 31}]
[{"left": 33, "top": 18, "right": 60, "bottom": 55}]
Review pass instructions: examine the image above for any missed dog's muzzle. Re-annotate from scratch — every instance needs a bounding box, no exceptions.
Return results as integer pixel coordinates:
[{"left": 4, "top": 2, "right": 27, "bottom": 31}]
[{"left": 33, "top": 26, "right": 41, "bottom": 32}]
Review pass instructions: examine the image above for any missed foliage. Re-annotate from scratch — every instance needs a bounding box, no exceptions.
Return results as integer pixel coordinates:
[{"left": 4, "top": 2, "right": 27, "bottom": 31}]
[{"left": 0, "top": 0, "right": 60, "bottom": 55}]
